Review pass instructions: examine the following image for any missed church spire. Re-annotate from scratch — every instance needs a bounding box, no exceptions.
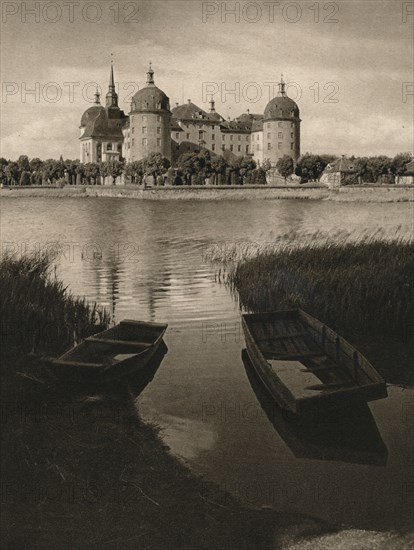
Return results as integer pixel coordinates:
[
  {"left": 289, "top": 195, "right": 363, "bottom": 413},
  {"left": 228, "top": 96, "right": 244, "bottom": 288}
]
[
  {"left": 146, "top": 61, "right": 155, "bottom": 86},
  {"left": 278, "top": 73, "right": 286, "bottom": 97},
  {"left": 106, "top": 56, "right": 119, "bottom": 108}
]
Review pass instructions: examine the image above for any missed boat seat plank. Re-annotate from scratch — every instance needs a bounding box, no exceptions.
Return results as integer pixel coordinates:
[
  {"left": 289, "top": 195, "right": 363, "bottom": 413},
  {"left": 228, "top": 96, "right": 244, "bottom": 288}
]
[
  {"left": 264, "top": 351, "right": 324, "bottom": 360},
  {"left": 253, "top": 331, "right": 310, "bottom": 342},
  {"left": 86, "top": 336, "right": 152, "bottom": 348}
]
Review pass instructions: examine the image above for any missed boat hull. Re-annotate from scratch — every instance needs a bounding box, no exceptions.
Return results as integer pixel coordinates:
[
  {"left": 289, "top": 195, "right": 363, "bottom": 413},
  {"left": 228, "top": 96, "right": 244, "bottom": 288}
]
[
  {"left": 242, "top": 310, "right": 387, "bottom": 415},
  {"left": 51, "top": 320, "right": 168, "bottom": 384}
]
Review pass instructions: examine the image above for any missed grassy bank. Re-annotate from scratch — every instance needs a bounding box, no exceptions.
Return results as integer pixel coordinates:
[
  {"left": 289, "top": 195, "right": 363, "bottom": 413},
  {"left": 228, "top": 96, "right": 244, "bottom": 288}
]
[
  {"left": 1, "top": 184, "right": 413, "bottom": 202},
  {"left": 225, "top": 238, "right": 414, "bottom": 385},
  {"left": 0, "top": 256, "right": 333, "bottom": 549}
]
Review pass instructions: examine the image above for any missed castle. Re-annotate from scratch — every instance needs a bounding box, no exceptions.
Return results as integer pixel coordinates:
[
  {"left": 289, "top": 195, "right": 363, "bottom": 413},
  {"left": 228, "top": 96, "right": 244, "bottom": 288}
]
[{"left": 79, "top": 63, "right": 301, "bottom": 168}]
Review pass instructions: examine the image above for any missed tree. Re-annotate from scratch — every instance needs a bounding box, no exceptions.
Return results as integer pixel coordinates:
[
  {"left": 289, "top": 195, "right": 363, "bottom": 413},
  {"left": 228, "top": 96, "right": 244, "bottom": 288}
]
[
  {"left": 176, "top": 151, "right": 209, "bottom": 185},
  {"left": 295, "top": 154, "right": 329, "bottom": 183},
  {"left": 17, "top": 155, "right": 30, "bottom": 173},
  {"left": 210, "top": 155, "right": 228, "bottom": 185},
  {"left": 84, "top": 162, "right": 101, "bottom": 185},
  {"left": 101, "top": 159, "right": 124, "bottom": 185},
  {"left": 276, "top": 155, "right": 294, "bottom": 182},
  {"left": 143, "top": 152, "right": 170, "bottom": 181},
  {"left": 124, "top": 160, "right": 144, "bottom": 184},
  {"left": 366, "top": 156, "right": 392, "bottom": 183},
  {"left": 391, "top": 153, "right": 412, "bottom": 177},
  {"left": 19, "top": 171, "right": 31, "bottom": 186},
  {"left": 5, "top": 162, "right": 19, "bottom": 185},
  {"left": 42, "top": 159, "right": 62, "bottom": 184}
]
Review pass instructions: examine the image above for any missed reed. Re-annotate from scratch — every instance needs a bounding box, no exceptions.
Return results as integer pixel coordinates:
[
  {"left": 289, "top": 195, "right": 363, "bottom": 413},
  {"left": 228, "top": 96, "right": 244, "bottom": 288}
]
[
  {"left": 227, "top": 236, "right": 413, "bottom": 340},
  {"left": 0, "top": 254, "right": 110, "bottom": 356}
]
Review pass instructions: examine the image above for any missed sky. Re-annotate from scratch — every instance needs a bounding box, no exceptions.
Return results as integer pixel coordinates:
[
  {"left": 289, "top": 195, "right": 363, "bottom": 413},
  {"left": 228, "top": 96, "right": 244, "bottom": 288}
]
[{"left": 1, "top": 0, "right": 413, "bottom": 160}]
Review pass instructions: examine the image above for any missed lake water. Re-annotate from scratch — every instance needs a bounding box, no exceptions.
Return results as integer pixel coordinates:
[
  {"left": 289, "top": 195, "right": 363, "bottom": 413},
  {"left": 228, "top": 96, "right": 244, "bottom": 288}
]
[{"left": 1, "top": 197, "right": 413, "bottom": 535}]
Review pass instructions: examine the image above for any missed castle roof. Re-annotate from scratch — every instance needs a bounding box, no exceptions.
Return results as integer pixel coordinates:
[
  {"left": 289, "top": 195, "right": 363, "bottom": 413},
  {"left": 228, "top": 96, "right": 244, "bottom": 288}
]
[
  {"left": 80, "top": 105, "right": 105, "bottom": 128},
  {"left": 130, "top": 63, "right": 170, "bottom": 113},
  {"left": 220, "top": 119, "right": 251, "bottom": 133},
  {"left": 264, "top": 77, "right": 300, "bottom": 121},
  {"left": 80, "top": 108, "right": 127, "bottom": 140},
  {"left": 264, "top": 95, "right": 300, "bottom": 120},
  {"left": 172, "top": 101, "right": 218, "bottom": 122}
]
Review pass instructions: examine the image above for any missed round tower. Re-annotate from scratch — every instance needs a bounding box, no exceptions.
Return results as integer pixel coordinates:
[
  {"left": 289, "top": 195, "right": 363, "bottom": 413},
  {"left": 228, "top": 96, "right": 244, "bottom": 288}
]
[
  {"left": 263, "top": 75, "right": 301, "bottom": 166},
  {"left": 129, "top": 63, "right": 172, "bottom": 162}
]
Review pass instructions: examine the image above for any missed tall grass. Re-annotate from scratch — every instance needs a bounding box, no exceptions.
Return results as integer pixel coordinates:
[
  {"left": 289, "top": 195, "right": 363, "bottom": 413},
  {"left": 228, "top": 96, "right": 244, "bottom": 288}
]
[
  {"left": 0, "top": 254, "right": 110, "bottom": 356},
  {"left": 227, "top": 237, "right": 413, "bottom": 341}
]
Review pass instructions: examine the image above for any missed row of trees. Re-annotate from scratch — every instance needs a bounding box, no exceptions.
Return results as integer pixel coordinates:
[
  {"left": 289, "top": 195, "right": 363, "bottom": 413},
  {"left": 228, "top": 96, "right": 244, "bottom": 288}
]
[
  {"left": 0, "top": 151, "right": 270, "bottom": 187},
  {"left": 0, "top": 155, "right": 127, "bottom": 186},
  {"left": 1, "top": 152, "right": 411, "bottom": 187},
  {"left": 280, "top": 152, "right": 412, "bottom": 184}
]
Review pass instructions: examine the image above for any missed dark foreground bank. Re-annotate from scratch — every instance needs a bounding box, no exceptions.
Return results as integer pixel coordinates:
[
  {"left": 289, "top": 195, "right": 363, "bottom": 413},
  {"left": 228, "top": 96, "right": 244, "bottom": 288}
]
[{"left": 0, "top": 255, "right": 334, "bottom": 549}]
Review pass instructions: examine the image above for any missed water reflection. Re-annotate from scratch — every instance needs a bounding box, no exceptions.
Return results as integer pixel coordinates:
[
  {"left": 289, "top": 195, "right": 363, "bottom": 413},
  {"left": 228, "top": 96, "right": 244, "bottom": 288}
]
[
  {"left": 241, "top": 350, "right": 388, "bottom": 467},
  {"left": 1, "top": 197, "right": 412, "bottom": 531}
]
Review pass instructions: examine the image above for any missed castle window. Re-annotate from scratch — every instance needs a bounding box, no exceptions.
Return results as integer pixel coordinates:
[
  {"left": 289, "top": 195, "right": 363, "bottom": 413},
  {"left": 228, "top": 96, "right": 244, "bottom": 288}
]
[
  {"left": 230, "top": 145, "right": 234, "bottom": 151},
  {"left": 132, "top": 127, "right": 134, "bottom": 134},
  {"left": 222, "top": 134, "right": 225, "bottom": 140},
  {"left": 245, "top": 145, "right": 249, "bottom": 153},
  {"left": 118, "top": 144, "right": 122, "bottom": 151},
  {"left": 199, "top": 130, "right": 203, "bottom": 139},
  {"left": 230, "top": 135, "right": 233, "bottom": 141},
  {"left": 278, "top": 142, "right": 282, "bottom": 149},
  {"left": 222, "top": 144, "right": 225, "bottom": 151},
  {"left": 291, "top": 143, "right": 294, "bottom": 150},
  {"left": 291, "top": 132, "right": 294, "bottom": 138},
  {"left": 107, "top": 143, "right": 112, "bottom": 150},
  {"left": 212, "top": 125, "right": 215, "bottom": 130},
  {"left": 267, "top": 133, "right": 271, "bottom": 139},
  {"left": 157, "top": 138, "right": 161, "bottom": 146},
  {"left": 267, "top": 143, "right": 271, "bottom": 150},
  {"left": 132, "top": 138, "right": 134, "bottom": 146},
  {"left": 142, "top": 138, "right": 147, "bottom": 146},
  {"left": 212, "top": 144, "right": 215, "bottom": 151},
  {"left": 212, "top": 134, "right": 215, "bottom": 140},
  {"left": 157, "top": 127, "right": 161, "bottom": 134},
  {"left": 238, "top": 135, "right": 241, "bottom": 141},
  {"left": 142, "top": 115, "right": 147, "bottom": 121},
  {"left": 278, "top": 132, "right": 283, "bottom": 138},
  {"left": 157, "top": 103, "right": 161, "bottom": 109},
  {"left": 176, "top": 133, "right": 179, "bottom": 139},
  {"left": 238, "top": 145, "right": 241, "bottom": 152},
  {"left": 186, "top": 133, "right": 190, "bottom": 139}
]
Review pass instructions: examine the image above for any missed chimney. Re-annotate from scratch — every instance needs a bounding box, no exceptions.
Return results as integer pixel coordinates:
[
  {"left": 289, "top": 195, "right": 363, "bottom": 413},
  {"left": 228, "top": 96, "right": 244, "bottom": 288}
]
[
  {"left": 175, "top": 102, "right": 179, "bottom": 107},
  {"left": 247, "top": 109, "right": 250, "bottom": 114},
  {"left": 187, "top": 99, "right": 191, "bottom": 103}
]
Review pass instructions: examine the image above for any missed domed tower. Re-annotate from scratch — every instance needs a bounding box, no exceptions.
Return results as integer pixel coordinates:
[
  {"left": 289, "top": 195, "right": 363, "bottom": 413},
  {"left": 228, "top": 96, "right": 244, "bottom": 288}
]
[
  {"left": 79, "top": 89, "right": 105, "bottom": 162},
  {"left": 263, "top": 75, "right": 301, "bottom": 166},
  {"left": 129, "top": 63, "right": 172, "bottom": 161}
]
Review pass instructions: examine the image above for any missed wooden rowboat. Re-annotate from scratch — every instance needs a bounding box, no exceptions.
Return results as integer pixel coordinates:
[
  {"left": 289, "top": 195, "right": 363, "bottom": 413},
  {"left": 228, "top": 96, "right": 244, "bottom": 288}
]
[
  {"left": 51, "top": 320, "right": 167, "bottom": 383},
  {"left": 242, "top": 310, "right": 387, "bottom": 415}
]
